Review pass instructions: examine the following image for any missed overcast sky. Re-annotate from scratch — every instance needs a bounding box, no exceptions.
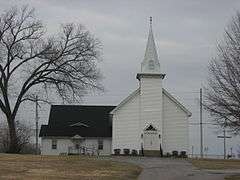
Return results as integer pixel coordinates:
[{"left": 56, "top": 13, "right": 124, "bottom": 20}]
[{"left": 1, "top": 0, "right": 240, "bottom": 156}]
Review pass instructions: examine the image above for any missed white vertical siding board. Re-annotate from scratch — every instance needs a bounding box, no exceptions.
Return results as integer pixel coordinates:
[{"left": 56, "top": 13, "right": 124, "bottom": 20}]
[
  {"left": 162, "top": 92, "right": 189, "bottom": 154},
  {"left": 140, "top": 77, "right": 162, "bottom": 150}
]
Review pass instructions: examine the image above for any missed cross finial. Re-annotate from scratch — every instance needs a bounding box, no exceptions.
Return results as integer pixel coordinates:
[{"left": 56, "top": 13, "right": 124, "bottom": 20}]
[{"left": 150, "top": 16, "right": 152, "bottom": 26}]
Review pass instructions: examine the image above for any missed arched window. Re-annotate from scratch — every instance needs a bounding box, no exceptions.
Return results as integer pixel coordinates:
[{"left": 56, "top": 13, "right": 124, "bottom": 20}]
[{"left": 149, "top": 60, "right": 155, "bottom": 70}]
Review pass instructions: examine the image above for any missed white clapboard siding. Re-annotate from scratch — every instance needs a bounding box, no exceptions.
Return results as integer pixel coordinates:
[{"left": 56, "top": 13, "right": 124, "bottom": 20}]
[
  {"left": 41, "top": 138, "right": 73, "bottom": 155},
  {"left": 140, "top": 77, "right": 162, "bottom": 150},
  {"left": 112, "top": 91, "right": 141, "bottom": 153},
  {"left": 140, "top": 77, "right": 162, "bottom": 132},
  {"left": 41, "top": 138, "right": 112, "bottom": 155},
  {"left": 162, "top": 92, "right": 189, "bottom": 153}
]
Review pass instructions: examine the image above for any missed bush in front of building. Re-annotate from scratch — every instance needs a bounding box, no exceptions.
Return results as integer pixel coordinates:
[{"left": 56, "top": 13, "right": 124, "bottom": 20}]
[
  {"left": 131, "top": 149, "right": 138, "bottom": 156},
  {"left": 172, "top": 150, "right": 178, "bottom": 157},
  {"left": 123, "top": 148, "right": 130, "bottom": 155},
  {"left": 165, "top": 152, "right": 171, "bottom": 157},
  {"left": 114, "top": 149, "right": 121, "bottom": 155},
  {"left": 180, "top": 151, "right": 187, "bottom": 158}
]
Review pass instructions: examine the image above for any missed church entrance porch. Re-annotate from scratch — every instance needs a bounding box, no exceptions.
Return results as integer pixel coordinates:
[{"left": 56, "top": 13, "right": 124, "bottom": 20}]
[
  {"left": 142, "top": 124, "right": 162, "bottom": 156},
  {"left": 68, "top": 135, "right": 86, "bottom": 155},
  {"left": 143, "top": 131, "right": 159, "bottom": 150}
]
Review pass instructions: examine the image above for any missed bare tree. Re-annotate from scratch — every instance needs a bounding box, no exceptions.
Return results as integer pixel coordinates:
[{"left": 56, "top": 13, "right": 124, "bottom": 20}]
[
  {"left": 205, "top": 12, "right": 240, "bottom": 134},
  {"left": 0, "top": 6, "right": 102, "bottom": 153}
]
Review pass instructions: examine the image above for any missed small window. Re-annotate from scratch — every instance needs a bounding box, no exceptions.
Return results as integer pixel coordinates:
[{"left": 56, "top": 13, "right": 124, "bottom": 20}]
[
  {"left": 149, "top": 60, "right": 155, "bottom": 70},
  {"left": 52, "top": 139, "right": 57, "bottom": 149},
  {"left": 98, "top": 139, "right": 103, "bottom": 150}
]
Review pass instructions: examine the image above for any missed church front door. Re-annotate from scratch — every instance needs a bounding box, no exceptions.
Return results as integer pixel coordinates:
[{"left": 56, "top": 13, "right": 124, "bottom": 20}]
[{"left": 143, "top": 125, "right": 159, "bottom": 150}]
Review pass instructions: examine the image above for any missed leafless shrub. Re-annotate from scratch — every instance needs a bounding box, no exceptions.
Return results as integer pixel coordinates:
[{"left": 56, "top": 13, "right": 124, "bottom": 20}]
[{"left": 0, "top": 121, "right": 31, "bottom": 153}]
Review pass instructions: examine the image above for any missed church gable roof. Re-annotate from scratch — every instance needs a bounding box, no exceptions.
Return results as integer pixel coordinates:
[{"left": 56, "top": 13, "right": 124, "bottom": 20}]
[
  {"left": 163, "top": 88, "right": 192, "bottom": 117},
  {"left": 111, "top": 88, "right": 191, "bottom": 117},
  {"left": 110, "top": 88, "right": 140, "bottom": 114},
  {"left": 39, "top": 105, "right": 116, "bottom": 137}
]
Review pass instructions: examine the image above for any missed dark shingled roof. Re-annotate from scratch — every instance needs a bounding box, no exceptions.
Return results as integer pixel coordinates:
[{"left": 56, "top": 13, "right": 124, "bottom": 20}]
[{"left": 39, "top": 105, "right": 116, "bottom": 137}]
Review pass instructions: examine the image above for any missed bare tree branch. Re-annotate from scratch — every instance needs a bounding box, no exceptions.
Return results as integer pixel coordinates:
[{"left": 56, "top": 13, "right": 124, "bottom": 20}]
[
  {"left": 0, "top": 6, "right": 103, "bottom": 153},
  {"left": 204, "top": 11, "right": 240, "bottom": 134}
]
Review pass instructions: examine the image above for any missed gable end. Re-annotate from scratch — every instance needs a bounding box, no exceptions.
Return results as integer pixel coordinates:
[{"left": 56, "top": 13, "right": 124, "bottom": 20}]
[{"left": 163, "top": 88, "right": 192, "bottom": 117}]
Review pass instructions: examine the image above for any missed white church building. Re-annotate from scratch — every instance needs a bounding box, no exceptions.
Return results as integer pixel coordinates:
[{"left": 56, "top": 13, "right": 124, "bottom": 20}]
[{"left": 40, "top": 18, "right": 191, "bottom": 156}]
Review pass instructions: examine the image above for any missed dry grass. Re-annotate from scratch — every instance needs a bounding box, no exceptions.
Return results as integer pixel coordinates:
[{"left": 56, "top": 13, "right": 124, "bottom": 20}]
[
  {"left": 0, "top": 153, "right": 141, "bottom": 180},
  {"left": 191, "top": 158, "right": 240, "bottom": 170},
  {"left": 191, "top": 159, "right": 240, "bottom": 180},
  {"left": 225, "top": 175, "right": 240, "bottom": 180}
]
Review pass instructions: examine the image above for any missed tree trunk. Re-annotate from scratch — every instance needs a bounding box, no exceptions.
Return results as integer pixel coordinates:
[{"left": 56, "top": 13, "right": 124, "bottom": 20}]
[{"left": 6, "top": 116, "right": 19, "bottom": 153}]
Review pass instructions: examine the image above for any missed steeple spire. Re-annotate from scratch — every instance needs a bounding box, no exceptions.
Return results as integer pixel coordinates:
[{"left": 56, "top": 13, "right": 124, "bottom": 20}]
[{"left": 141, "top": 17, "right": 160, "bottom": 73}]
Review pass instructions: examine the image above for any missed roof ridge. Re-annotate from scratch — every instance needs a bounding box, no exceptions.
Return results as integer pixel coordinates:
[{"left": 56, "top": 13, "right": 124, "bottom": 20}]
[{"left": 51, "top": 104, "right": 116, "bottom": 107}]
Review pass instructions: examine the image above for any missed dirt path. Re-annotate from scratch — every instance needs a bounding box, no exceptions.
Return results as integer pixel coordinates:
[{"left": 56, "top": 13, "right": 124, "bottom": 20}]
[{"left": 110, "top": 157, "right": 227, "bottom": 180}]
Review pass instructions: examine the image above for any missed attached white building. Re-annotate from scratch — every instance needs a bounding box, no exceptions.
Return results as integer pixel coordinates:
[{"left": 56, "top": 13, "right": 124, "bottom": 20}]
[
  {"left": 40, "top": 105, "right": 115, "bottom": 155},
  {"left": 40, "top": 19, "right": 191, "bottom": 156}
]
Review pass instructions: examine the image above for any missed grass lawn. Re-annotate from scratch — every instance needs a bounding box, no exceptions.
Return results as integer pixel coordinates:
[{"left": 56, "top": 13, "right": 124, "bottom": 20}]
[
  {"left": 191, "top": 158, "right": 240, "bottom": 170},
  {"left": 191, "top": 158, "right": 240, "bottom": 180},
  {"left": 0, "top": 153, "right": 141, "bottom": 180},
  {"left": 225, "top": 175, "right": 240, "bottom": 180}
]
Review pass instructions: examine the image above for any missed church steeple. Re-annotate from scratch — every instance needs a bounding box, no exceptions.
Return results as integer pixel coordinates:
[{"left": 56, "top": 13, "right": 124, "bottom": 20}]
[{"left": 141, "top": 17, "right": 161, "bottom": 74}]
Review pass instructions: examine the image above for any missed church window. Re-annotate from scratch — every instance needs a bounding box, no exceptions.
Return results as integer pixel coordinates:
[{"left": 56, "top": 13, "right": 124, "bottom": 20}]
[
  {"left": 145, "top": 124, "right": 157, "bottom": 131},
  {"left": 98, "top": 139, "right": 103, "bottom": 150},
  {"left": 149, "top": 60, "right": 155, "bottom": 70},
  {"left": 52, "top": 139, "right": 57, "bottom": 149}
]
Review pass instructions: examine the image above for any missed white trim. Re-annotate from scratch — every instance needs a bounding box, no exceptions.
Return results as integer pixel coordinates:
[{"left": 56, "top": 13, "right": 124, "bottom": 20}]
[
  {"left": 110, "top": 88, "right": 140, "bottom": 114},
  {"left": 110, "top": 87, "right": 191, "bottom": 117},
  {"left": 41, "top": 136, "right": 112, "bottom": 139},
  {"left": 71, "top": 134, "right": 84, "bottom": 139},
  {"left": 163, "top": 88, "right": 192, "bottom": 117},
  {"left": 144, "top": 124, "right": 158, "bottom": 131},
  {"left": 69, "top": 122, "right": 89, "bottom": 127}
]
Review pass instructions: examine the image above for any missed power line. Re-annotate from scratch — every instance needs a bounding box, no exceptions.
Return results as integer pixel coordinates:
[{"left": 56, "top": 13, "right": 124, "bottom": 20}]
[{"left": 189, "top": 122, "right": 216, "bottom": 125}]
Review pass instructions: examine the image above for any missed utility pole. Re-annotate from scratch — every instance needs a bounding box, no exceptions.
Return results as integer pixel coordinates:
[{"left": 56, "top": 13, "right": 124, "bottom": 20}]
[
  {"left": 217, "top": 126, "right": 231, "bottom": 159},
  {"left": 204, "top": 146, "right": 209, "bottom": 158},
  {"left": 191, "top": 145, "right": 194, "bottom": 158},
  {"left": 224, "top": 128, "right": 226, "bottom": 159},
  {"left": 200, "top": 88, "right": 203, "bottom": 158},
  {"left": 35, "top": 96, "right": 39, "bottom": 155}
]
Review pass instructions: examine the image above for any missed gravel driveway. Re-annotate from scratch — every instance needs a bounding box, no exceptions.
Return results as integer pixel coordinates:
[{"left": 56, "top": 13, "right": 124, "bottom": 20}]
[{"left": 110, "top": 156, "right": 226, "bottom": 180}]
